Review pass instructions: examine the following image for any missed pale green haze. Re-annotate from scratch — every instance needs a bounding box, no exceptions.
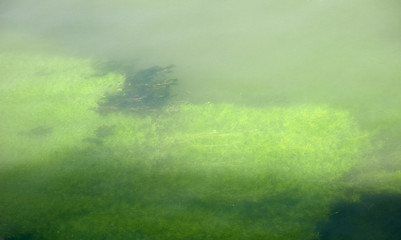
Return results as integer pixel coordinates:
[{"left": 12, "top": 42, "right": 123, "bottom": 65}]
[{"left": 1, "top": 1, "right": 401, "bottom": 239}]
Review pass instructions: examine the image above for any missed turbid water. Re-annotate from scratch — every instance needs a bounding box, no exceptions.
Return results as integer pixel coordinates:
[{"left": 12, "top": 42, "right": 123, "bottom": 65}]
[{"left": 1, "top": 1, "right": 401, "bottom": 239}]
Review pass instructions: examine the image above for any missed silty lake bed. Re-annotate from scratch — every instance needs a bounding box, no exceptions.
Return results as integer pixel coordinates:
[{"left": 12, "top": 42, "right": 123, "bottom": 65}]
[{"left": 1, "top": 0, "right": 401, "bottom": 239}]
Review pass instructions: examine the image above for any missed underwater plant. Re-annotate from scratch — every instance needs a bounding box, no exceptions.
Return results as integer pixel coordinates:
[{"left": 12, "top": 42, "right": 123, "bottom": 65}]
[
  {"left": 2, "top": 52, "right": 400, "bottom": 240},
  {"left": 97, "top": 64, "right": 177, "bottom": 114}
]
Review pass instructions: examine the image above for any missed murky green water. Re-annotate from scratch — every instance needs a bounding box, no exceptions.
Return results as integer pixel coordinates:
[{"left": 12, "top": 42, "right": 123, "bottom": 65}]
[{"left": 1, "top": 1, "right": 401, "bottom": 239}]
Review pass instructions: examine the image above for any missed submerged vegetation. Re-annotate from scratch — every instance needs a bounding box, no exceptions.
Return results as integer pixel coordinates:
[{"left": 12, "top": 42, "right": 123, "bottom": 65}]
[
  {"left": 97, "top": 63, "right": 177, "bottom": 114},
  {"left": 0, "top": 53, "right": 400, "bottom": 239}
]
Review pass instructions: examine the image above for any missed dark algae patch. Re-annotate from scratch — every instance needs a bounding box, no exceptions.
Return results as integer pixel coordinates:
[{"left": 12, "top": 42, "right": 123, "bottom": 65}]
[
  {"left": 94, "top": 125, "right": 116, "bottom": 138},
  {"left": 18, "top": 126, "right": 52, "bottom": 138},
  {"left": 83, "top": 125, "right": 116, "bottom": 146},
  {"left": 97, "top": 63, "right": 177, "bottom": 114}
]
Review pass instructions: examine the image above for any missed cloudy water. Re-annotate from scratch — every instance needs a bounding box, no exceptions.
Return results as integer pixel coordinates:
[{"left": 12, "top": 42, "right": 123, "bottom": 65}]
[
  {"left": 1, "top": 0, "right": 401, "bottom": 239},
  {"left": 2, "top": 0, "right": 400, "bottom": 104}
]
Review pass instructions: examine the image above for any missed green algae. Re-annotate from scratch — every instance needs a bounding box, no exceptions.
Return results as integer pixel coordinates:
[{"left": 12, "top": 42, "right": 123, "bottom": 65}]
[{"left": 0, "top": 53, "right": 393, "bottom": 240}]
